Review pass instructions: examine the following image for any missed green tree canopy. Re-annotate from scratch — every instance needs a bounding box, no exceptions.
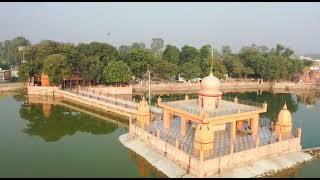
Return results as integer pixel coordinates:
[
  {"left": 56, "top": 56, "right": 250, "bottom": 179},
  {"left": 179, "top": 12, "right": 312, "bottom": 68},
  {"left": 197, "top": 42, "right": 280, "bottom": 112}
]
[
  {"left": 179, "top": 45, "right": 200, "bottom": 65},
  {"left": 127, "top": 48, "right": 153, "bottom": 79},
  {"left": 131, "top": 42, "right": 146, "bottom": 49},
  {"left": 150, "top": 59, "right": 178, "bottom": 80},
  {"left": 151, "top": 38, "right": 164, "bottom": 57},
  {"left": 162, "top": 45, "right": 180, "bottom": 65},
  {"left": 43, "top": 54, "right": 71, "bottom": 85},
  {"left": 0, "top": 36, "right": 31, "bottom": 65},
  {"left": 180, "top": 62, "right": 202, "bottom": 81},
  {"left": 102, "top": 60, "right": 132, "bottom": 85}
]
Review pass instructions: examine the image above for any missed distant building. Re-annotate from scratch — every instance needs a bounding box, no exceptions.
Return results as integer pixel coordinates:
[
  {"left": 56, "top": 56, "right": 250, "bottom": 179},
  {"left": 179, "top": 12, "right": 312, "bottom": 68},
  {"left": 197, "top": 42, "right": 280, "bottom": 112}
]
[
  {"left": 178, "top": 74, "right": 202, "bottom": 83},
  {"left": 0, "top": 69, "right": 11, "bottom": 80},
  {"left": 299, "top": 56, "right": 313, "bottom": 61},
  {"left": 299, "top": 67, "right": 320, "bottom": 85},
  {"left": 10, "top": 66, "right": 19, "bottom": 78}
]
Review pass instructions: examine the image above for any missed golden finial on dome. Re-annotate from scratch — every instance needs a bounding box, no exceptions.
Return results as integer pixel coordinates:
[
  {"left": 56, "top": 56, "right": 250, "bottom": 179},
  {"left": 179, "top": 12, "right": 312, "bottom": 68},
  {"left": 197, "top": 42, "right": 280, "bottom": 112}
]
[{"left": 210, "top": 46, "right": 214, "bottom": 76}]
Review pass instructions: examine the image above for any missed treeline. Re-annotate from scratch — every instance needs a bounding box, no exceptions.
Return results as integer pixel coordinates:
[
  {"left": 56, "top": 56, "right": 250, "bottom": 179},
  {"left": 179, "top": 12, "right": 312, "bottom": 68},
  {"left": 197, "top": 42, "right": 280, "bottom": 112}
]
[
  {"left": 0, "top": 37, "right": 31, "bottom": 69},
  {"left": 1, "top": 36, "right": 312, "bottom": 85}
]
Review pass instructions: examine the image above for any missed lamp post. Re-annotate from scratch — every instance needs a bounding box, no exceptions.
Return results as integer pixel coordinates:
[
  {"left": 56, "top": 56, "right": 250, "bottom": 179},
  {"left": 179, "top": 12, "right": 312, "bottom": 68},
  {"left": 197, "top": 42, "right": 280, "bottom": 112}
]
[{"left": 147, "top": 69, "right": 151, "bottom": 105}]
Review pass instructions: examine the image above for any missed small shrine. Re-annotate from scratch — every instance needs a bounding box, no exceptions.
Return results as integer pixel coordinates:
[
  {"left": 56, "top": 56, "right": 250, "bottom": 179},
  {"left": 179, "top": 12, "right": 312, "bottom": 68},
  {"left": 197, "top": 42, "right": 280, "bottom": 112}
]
[
  {"left": 136, "top": 96, "right": 151, "bottom": 129},
  {"left": 275, "top": 103, "right": 293, "bottom": 141},
  {"left": 41, "top": 73, "right": 50, "bottom": 86}
]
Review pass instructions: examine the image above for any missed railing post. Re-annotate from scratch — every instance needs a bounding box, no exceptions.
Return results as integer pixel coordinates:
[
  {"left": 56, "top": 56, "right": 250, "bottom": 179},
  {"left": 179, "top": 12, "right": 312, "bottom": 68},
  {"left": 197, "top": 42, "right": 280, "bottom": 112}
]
[
  {"left": 175, "top": 139, "right": 180, "bottom": 149},
  {"left": 234, "top": 97, "right": 238, "bottom": 104},
  {"left": 262, "top": 101, "right": 268, "bottom": 111}
]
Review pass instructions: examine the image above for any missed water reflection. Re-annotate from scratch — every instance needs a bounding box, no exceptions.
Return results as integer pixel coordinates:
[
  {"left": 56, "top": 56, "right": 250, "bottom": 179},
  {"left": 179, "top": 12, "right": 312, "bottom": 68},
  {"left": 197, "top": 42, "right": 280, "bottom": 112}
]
[
  {"left": 296, "top": 92, "right": 320, "bottom": 108},
  {"left": 19, "top": 101, "right": 118, "bottom": 142}
]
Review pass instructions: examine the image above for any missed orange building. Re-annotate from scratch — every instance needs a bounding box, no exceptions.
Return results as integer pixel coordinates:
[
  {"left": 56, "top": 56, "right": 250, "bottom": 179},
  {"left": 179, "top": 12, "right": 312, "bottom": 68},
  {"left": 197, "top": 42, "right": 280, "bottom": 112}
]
[{"left": 41, "top": 73, "right": 50, "bottom": 86}]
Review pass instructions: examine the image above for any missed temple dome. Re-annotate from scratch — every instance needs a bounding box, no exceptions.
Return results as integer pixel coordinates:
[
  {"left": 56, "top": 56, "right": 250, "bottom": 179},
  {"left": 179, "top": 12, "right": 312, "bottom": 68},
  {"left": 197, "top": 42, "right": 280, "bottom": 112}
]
[
  {"left": 277, "top": 103, "right": 292, "bottom": 126},
  {"left": 199, "top": 72, "right": 221, "bottom": 95}
]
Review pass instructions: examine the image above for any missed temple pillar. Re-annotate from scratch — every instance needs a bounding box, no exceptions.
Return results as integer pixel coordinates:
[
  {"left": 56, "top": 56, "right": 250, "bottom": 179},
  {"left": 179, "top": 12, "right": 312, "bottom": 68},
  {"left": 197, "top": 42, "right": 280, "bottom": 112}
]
[
  {"left": 163, "top": 110, "right": 171, "bottom": 129},
  {"left": 251, "top": 115, "right": 259, "bottom": 138},
  {"left": 175, "top": 139, "right": 180, "bottom": 149},
  {"left": 255, "top": 132, "right": 260, "bottom": 148},
  {"left": 230, "top": 121, "right": 236, "bottom": 154},
  {"left": 180, "top": 116, "right": 187, "bottom": 136}
]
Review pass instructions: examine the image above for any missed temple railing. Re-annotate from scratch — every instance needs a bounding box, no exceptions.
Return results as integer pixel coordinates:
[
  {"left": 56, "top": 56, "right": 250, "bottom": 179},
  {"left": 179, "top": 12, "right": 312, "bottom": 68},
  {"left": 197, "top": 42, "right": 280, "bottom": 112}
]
[{"left": 221, "top": 96, "right": 264, "bottom": 108}]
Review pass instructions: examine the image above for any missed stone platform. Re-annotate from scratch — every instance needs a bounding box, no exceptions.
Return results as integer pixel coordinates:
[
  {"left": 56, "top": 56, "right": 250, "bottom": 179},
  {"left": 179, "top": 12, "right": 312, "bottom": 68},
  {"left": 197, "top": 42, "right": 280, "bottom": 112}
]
[{"left": 119, "top": 133, "right": 312, "bottom": 178}]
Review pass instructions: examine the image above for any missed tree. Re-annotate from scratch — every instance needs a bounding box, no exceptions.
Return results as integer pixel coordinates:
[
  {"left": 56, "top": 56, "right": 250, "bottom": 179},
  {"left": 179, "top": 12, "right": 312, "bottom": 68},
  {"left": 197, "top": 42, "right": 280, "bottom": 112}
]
[
  {"left": 76, "top": 42, "right": 119, "bottom": 65},
  {"left": 102, "top": 60, "right": 132, "bottom": 85},
  {"left": 180, "top": 62, "right": 201, "bottom": 81},
  {"left": 230, "top": 56, "right": 254, "bottom": 78},
  {"left": 199, "top": 45, "right": 211, "bottom": 76},
  {"left": 78, "top": 56, "right": 104, "bottom": 84},
  {"left": 151, "top": 38, "right": 164, "bottom": 57},
  {"left": 118, "top": 45, "right": 131, "bottom": 61},
  {"left": 43, "top": 54, "right": 71, "bottom": 85},
  {"left": 162, "top": 45, "right": 180, "bottom": 64},
  {"left": 222, "top": 45, "right": 232, "bottom": 58},
  {"left": 150, "top": 60, "right": 178, "bottom": 80},
  {"left": 127, "top": 48, "right": 153, "bottom": 78},
  {"left": 179, "top": 45, "right": 200, "bottom": 65},
  {"left": 211, "top": 57, "right": 228, "bottom": 79},
  {"left": 31, "top": 40, "right": 62, "bottom": 61},
  {"left": 0, "top": 36, "right": 31, "bottom": 65},
  {"left": 131, "top": 42, "right": 146, "bottom": 49}
]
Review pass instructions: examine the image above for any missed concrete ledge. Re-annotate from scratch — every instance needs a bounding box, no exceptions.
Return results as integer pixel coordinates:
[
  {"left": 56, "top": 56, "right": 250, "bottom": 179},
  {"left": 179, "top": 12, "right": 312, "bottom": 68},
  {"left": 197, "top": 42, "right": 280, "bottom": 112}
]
[
  {"left": 119, "top": 133, "right": 312, "bottom": 178},
  {"left": 208, "top": 151, "right": 312, "bottom": 178},
  {"left": 119, "top": 133, "right": 189, "bottom": 178}
]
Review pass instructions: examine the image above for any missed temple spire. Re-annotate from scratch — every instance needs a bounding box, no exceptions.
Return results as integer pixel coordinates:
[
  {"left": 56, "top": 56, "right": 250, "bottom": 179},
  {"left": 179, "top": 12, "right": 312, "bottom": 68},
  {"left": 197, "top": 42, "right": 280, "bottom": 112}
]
[
  {"left": 210, "top": 46, "right": 214, "bottom": 76},
  {"left": 283, "top": 102, "right": 287, "bottom": 110}
]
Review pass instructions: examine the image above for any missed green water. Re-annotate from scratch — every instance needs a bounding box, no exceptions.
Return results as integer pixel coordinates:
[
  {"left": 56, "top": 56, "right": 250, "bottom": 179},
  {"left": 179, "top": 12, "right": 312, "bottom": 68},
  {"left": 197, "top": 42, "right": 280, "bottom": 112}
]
[{"left": 0, "top": 91, "right": 320, "bottom": 177}]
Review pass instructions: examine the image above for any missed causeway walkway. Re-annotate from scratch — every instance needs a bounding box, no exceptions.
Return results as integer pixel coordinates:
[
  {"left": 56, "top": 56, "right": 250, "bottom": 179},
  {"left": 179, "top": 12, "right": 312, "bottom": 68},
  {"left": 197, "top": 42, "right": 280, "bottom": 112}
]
[{"left": 57, "top": 89, "right": 163, "bottom": 119}]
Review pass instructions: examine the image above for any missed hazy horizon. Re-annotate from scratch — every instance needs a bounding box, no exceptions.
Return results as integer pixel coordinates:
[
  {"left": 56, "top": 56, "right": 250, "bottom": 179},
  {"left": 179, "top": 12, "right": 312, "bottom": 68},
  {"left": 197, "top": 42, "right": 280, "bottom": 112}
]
[{"left": 0, "top": 2, "right": 319, "bottom": 55}]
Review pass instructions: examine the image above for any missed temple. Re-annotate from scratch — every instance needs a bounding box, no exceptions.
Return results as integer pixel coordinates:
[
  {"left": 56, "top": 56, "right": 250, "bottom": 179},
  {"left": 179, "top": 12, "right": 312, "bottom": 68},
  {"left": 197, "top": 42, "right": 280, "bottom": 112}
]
[{"left": 129, "top": 71, "right": 302, "bottom": 177}]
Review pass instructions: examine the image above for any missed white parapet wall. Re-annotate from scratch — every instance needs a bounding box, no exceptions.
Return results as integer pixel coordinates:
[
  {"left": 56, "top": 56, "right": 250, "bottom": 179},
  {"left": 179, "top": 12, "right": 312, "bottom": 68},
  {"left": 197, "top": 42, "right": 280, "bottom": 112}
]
[
  {"left": 82, "top": 85, "right": 133, "bottom": 95},
  {"left": 27, "top": 85, "right": 62, "bottom": 97}
]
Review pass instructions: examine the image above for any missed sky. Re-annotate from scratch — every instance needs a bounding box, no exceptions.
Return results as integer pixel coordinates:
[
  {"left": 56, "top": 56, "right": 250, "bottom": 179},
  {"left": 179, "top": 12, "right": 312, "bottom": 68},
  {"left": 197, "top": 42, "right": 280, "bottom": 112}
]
[{"left": 0, "top": 2, "right": 319, "bottom": 55}]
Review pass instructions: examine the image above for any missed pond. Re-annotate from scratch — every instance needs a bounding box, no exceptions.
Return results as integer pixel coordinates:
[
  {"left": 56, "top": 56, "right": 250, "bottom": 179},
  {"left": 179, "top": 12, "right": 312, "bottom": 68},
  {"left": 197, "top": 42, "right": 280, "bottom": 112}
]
[{"left": 0, "top": 91, "right": 319, "bottom": 177}]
